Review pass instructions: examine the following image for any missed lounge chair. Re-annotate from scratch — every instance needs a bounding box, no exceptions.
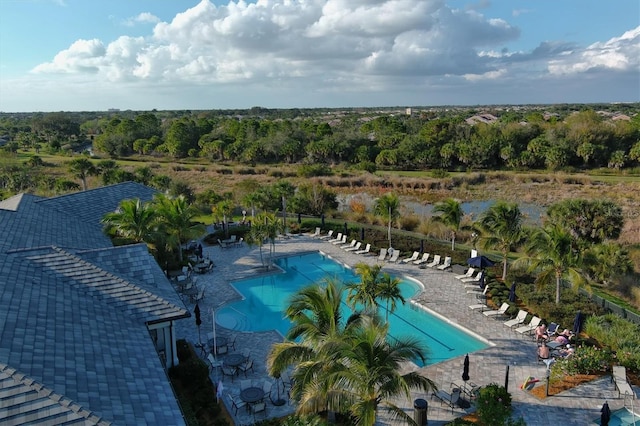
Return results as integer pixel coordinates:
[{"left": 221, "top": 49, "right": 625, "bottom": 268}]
[
  {"left": 355, "top": 243, "right": 371, "bottom": 255},
  {"left": 483, "top": 302, "right": 510, "bottom": 318},
  {"left": 319, "top": 230, "right": 334, "bottom": 240},
  {"left": 387, "top": 250, "right": 400, "bottom": 263},
  {"left": 461, "top": 271, "right": 484, "bottom": 283},
  {"left": 455, "top": 268, "right": 475, "bottom": 280},
  {"left": 327, "top": 232, "right": 342, "bottom": 243},
  {"left": 413, "top": 253, "right": 430, "bottom": 265},
  {"left": 344, "top": 241, "right": 362, "bottom": 252},
  {"left": 612, "top": 366, "right": 635, "bottom": 399},
  {"left": 437, "top": 256, "right": 452, "bottom": 270},
  {"left": 431, "top": 388, "right": 461, "bottom": 412},
  {"left": 401, "top": 251, "right": 420, "bottom": 263},
  {"left": 466, "top": 285, "right": 489, "bottom": 297},
  {"left": 310, "top": 227, "right": 321, "bottom": 237},
  {"left": 547, "top": 322, "right": 560, "bottom": 337},
  {"left": 424, "top": 254, "right": 441, "bottom": 268},
  {"left": 504, "top": 309, "right": 528, "bottom": 328},
  {"left": 515, "top": 316, "right": 542, "bottom": 335},
  {"left": 469, "top": 302, "right": 488, "bottom": 311},
  {"left": 218, "top": 238, "right": 231, "bottom": 249},
  {"left": 377, "top": 248, "right": 388, "bottom": 261},
  {"left": 340, "top": 239, "right": 357, "bottom": 249},
  {"left": 331, "top": 235, "right": 347, "bottom": 245}
]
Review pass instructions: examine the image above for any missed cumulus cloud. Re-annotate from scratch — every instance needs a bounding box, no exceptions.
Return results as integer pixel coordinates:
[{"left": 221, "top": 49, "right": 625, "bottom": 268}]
[
  {"left": 122, "top": 12, "right": 161, "bottom": 27},
  {"left": 25, "top": 0, "right": 640, "bottom": 107}
]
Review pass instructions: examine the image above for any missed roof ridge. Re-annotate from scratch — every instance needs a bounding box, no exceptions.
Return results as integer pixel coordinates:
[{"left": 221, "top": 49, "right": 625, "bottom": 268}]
[
  {"left": 0, "top": 362, "right": 112, "bottom": 425},
  {"left": 27, "top": 247, "right": 185, "bottom": 323}
]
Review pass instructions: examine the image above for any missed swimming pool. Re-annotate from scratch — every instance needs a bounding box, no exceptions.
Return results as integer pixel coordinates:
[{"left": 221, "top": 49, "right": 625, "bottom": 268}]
[
  {"left": 592, "top": 407, "right": 640, "bottom": 425},
  {"left": 216, "top": 252, "right": 489, "bottom": 366}
]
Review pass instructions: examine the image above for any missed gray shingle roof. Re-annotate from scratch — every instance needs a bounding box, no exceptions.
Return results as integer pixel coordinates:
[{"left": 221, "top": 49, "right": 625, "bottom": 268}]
[{"left": 0, "top": 183, "right": 187, "bottom": 425}]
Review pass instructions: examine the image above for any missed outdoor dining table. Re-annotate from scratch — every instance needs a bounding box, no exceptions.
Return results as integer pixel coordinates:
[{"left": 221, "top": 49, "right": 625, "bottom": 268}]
[
  {"left": 240, "top": 387, "right": 265, "bottom": 404},
  {"left": 224, "top": 353, "right": 246, "bottom": 368}
]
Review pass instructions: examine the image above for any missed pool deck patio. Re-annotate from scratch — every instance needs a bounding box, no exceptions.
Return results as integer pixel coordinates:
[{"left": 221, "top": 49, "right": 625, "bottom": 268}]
[{"left": 173, "top": 233, "right": 637, "bottom": 425}]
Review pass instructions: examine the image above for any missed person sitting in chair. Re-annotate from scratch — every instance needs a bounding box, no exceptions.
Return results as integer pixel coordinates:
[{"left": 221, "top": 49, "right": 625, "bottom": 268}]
[
  {"left": 537, "top": 341, "right": 550, "bottom": 361},
  {"left": 535, "top": 323, "right": 548, "bottom": 342}
]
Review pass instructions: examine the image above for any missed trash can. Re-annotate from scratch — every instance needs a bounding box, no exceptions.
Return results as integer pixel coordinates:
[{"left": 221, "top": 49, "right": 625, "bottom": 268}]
[{"left": 413, "top": 398, "right": 428, "bottom": 425}]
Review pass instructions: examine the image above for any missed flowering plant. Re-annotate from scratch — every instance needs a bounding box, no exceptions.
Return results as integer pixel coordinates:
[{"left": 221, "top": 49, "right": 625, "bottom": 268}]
[{"left": 476, "top": 383, "right": 512, "bottom": 426}]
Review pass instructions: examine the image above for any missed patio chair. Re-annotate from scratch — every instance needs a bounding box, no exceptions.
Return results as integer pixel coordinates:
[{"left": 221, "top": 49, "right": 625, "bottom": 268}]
[
  {"left": 455, "top": 268, "right": 475, "bottom": 280},
  {"left": 355, "top": 243, "right": 371, "bottom": 255},
  {"left": 413, "top": 253, "right": 430, "bottom": 265},
  {"left": 376, "top": 248, "right": 388, "bottom": 261},
  {"left": 310, "top": 227, "right": 321, "bottom": 237},
  {"left": 387, "top": 249, "right": 400, "bottom": 263},
  {"left": 482, "top": 302, "right": 510, "bottom": 318},
  {"left": 340, "top": 239, "right": 357, "bottom": 250},
  {"left": 344, "top": 241, "right": 362, "bottom": 252},
  {"left": 327, "top": 232, "right": 342, "bottom": 243},
  {"left": 424, "top": 254, "right": 441, "bottom": 268},
  {"left": 240, "top": 379, "right": 252, "bottom": 391},
  {"left": 504, "top": 309, "right": 528, "bottom": 328},
  {"left": 515, "top": 316, "right": 542, "bottom": 336},
  {"left": 227, "top": 334, "right": 237, "bottom": 350},
  {"left": 401, "top": 251, "right": 420, "bottom": 263},
  {"left": 250, "top": 401, "right": 267, "bottom": 420},
  {"left": 229, "top": 393, "right": 247, "bottom": 414},
  {"left": 331, "top": 235, "right": 347, "bottom": 245},
  {"left": 222, "top": 365, "right": 237, "bottom": 382},
  {"left": 466, "top": 285, "right": 489, "bottom": 297},
  {"left": 238, "top": 359, "right": 254, "bottom": 377},
  {"left": 319, "top": 230, "right": 334, "bottom": 240},
  {"left": 469, "top": 302, "right": 488, "bottom": 311},
  {"left": 612, "top": 365, "right": 635, "bottom": 399},
  {"left": 242, "top": 348, "right": 251, "bottom": 360},
  {"left": 547, "top": 322, "right": 560, "bottom": 337},
  {"left": 437, "top": 256, "right": 452, "bottom": 270},
  {"left": 461, "top": 270, "right": 484, "bottom": 283},
  {"left": 218, "top": 238, "right": 231, "bottom": 249},
  {"left": 207, "top": 353, "right": 223, "bottom": 373},
  {"left": 431, "top": 388, "right": 461, "bottom": 413}
]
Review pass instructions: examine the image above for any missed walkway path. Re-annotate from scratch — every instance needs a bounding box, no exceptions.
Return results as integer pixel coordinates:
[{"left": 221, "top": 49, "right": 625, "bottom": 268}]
[{"left": 173, "top": 234, "right": 636, "bottom": 425}]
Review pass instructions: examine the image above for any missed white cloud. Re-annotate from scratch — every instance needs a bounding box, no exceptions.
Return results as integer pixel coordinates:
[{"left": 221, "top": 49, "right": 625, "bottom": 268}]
[{"left": 122, "top": 12, "right": 161, "bottom": 27}]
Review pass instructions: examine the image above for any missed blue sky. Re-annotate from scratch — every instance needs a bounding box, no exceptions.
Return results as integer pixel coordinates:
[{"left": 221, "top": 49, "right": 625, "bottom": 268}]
[{"left": 0, "top": 0, "right": 638, "bottom": 112}]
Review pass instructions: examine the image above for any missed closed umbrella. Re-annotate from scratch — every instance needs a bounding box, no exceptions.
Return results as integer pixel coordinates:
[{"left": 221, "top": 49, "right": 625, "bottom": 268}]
[
  {"left": 462, "top": 354, "right": 470, "bottom": 382},
  {"left": 508, "top": 283, "right": 517, "bottom": 303},
  {"left": 420, "top": 239, "right": 424, "bottom": 254},
  {"left": 344, "top": 222, "right": 348, "bottom": 236},
  {"left": 361, "top": 227, "right": 365, "bottom": 241},
  {"left": 573, "top": 310, "right": 584, "bottom": 336},
  {"left": 467, "top": 255, "right": 496, "bottom": 269},
  {"left": 600, "top": 401, "right": 611, "bottom": 426},
  {"left": 194, "top": 303, "right": 202, "bottom": 344}
]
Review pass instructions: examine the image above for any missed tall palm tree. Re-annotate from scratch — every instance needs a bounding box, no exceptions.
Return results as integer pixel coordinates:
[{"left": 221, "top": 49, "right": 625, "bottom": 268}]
[
  {"left": 346, "top": 263, "right": 383, "bottom": 313},
  {"left": 376, "top": 273, "right": 405, "bottom": 322},
  {"left": 374, "top": 193, "right": 400, "bottom": 249},
  {"left": 477, "top": 201, "right": 525, "bottom": 280},
  {"left": 101, "top": 198, "right": 156, "bottom": 244},
  {"left": 583, "top": 242, "right": 632, "bottom": 286},
  {"left": 247, "top": 211, "right": 282, "bottom": 270},
  {"left": 432, "top": 198, "right": 463, "bottom": 251},
  {"left": 153, "top": 194, "right": 205, "bottom": 262},
  {"left": 67, "top": 158, "right": 97, "bottom": 191},
  {"left": 517, "top": 223, "right": 589, "bottom": 304},
  {"left": 268, "top": 280, "right": 434, "bottom": 426}
]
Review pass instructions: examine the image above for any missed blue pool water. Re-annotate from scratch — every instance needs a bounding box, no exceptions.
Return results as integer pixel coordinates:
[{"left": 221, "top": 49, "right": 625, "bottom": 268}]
[
  {"left": 593, "top": 407, "right": 640, "bottom": 425},
  {"left": 216, "top": 252, "right": 488, "bottom": 366}
]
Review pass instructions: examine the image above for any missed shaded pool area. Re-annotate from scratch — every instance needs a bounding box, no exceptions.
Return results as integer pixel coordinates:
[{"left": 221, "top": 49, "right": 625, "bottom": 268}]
[
  {"left": 216, "top": 252, "right": 488, "bottom": 366},
  {"left": 592, "top": 407, "right": 640, "bottom": 425}
]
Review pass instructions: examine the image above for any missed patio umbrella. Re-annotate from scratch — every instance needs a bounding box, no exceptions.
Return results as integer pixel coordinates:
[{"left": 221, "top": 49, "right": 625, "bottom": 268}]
[
  {"left": 462, "top": 354, "right": 470, "bottom": 382},
  {"left": 361, "top": 227, "right": 365, "bottom": 240},
  {"left": 344, "top": 222, "right": 348, "bottom": 235},
  {"left": 420, "top": 239, "right": 424, "bottom": 254},
  {"left": 467, "top": 255, "right": 496, "bottom": 269},
  {"left": 600, "top": 401, "right": 611, "bottom": 426},
  {"left": 573, "top": 310, "right": 584, "bottom": 336},
  {"left": 321, "top": 214, "right": 325, "bottom": 227},
  {"left": 508, "top": 282, "right": 517, "bottom": 303},
  {"left": 194, "top": 303, "right": 202, "bottom": 344},
  {"left": 504, "top": 365, "right": 509, "bottom": 392}
]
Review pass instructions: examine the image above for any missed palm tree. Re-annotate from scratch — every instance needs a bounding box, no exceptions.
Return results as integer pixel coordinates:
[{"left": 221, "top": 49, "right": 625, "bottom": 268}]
[
  {"left": 477, "top": 201, "right": 525, "bottom": 280},
  {"left": 517, "top": 223, "right": 589, "bottom": 304},
  {"left": 374, "top": 193, "right": 400, "bottom": 249},
  {"left": 247, "top": 212, "right": 282, "bottom": 270},
  {"left": 583, "top": 242, "right": 632, "bottom": 286},
  {"left": 67, "top": 158, "right": 97, "bottom": 191},
  {"left": 268, "top": 280, "right": 435, "bottom": 426},
  {"left": 346, "top": 263, "right": 383, "bottom": 313},
  {"left": 153, "top": 194, "right": 205, "bottom": 262},
  {"left": 101, "top": 198, "right": 156, "bottom": 244},
  {"left": 376, "top": 273, "right": 405, "bottom": 322},
  {"left": 432, "top": 198, "right": 463, "bottom": 251}
]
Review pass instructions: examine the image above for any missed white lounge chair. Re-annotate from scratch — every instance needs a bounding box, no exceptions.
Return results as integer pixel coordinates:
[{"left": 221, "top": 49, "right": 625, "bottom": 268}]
[
  {"left": 461, "top": 271, "right": 484, "bottom": 283},
  {"left": 612, "top": 366, "right": 635, "bottom": 399},
  {"left": 401, "top": 251, "right": 420, "bottom": 263},
  {"left": 437, "top": 256, "right": 452, "bottom": 270},
  {"left": 413, "top": 253, "right": 430, "bottom": 265},
  {"left": 469, "top": 302, "right": 488, "bottom": 311},
  {"left": 424, "top": 254, "right": 441, "bottom": 268},
  {"left": 377, "top": 248, "right": 388, "bottom": 261},
  {"left": 332, "top": 235, "right": 347, "bottom": 245},
  {"left": 327, "top": 232, "right": 342, "bottom": 243},
  {"left": 340, "top": 239, "right": 357, "bottom": 249},
  {"left": 483, "top": 302, "right": 510, "bottom": 318},
  {"left": 310, "top": 227, "right": 321, "bottom": 237},
  {"left": 355, "top": 243, "right": 371, "bottom": 255},
  {"left": 455, "top": 268, "right": 475, "bottom": 280},
  {"left": 515, "top": 316, "right": 542, "bottom": 335},
  {"left": 467, "top": 285, "right": 489, "bottom": 297},
  {"left": 504, "top": 310, "right": 528, "bottom": 328},
  {"left": 319, "top": 230, "right": 334, "bottom": 240},
  {"left": 387, "top": 250, "right": 400, "bottom": 263},
  {"left": 345, "top": 241, "right": 362, "bottom": 252},
  {"left": 431, "top": 388, "right": 461, "bottom": 413}
]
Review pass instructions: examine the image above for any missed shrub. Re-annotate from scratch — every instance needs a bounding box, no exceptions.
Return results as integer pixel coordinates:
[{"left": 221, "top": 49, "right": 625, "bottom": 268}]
[
  {"left": 552, "top": 345, "right": 612, "bottom": 376},
  {"left": 476, "top": 384, "right": 513, "bottom": 426}
]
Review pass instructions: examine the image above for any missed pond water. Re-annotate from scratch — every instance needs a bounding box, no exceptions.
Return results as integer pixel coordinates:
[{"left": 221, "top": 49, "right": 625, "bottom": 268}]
[{"left": 338, "top": 193, "right": 544, "bottom": 225}]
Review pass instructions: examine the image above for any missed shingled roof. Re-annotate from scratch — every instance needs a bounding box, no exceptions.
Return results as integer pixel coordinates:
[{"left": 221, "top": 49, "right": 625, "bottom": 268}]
[{"left": 0, "top": 182, "right": 188, "bottom": 425}]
